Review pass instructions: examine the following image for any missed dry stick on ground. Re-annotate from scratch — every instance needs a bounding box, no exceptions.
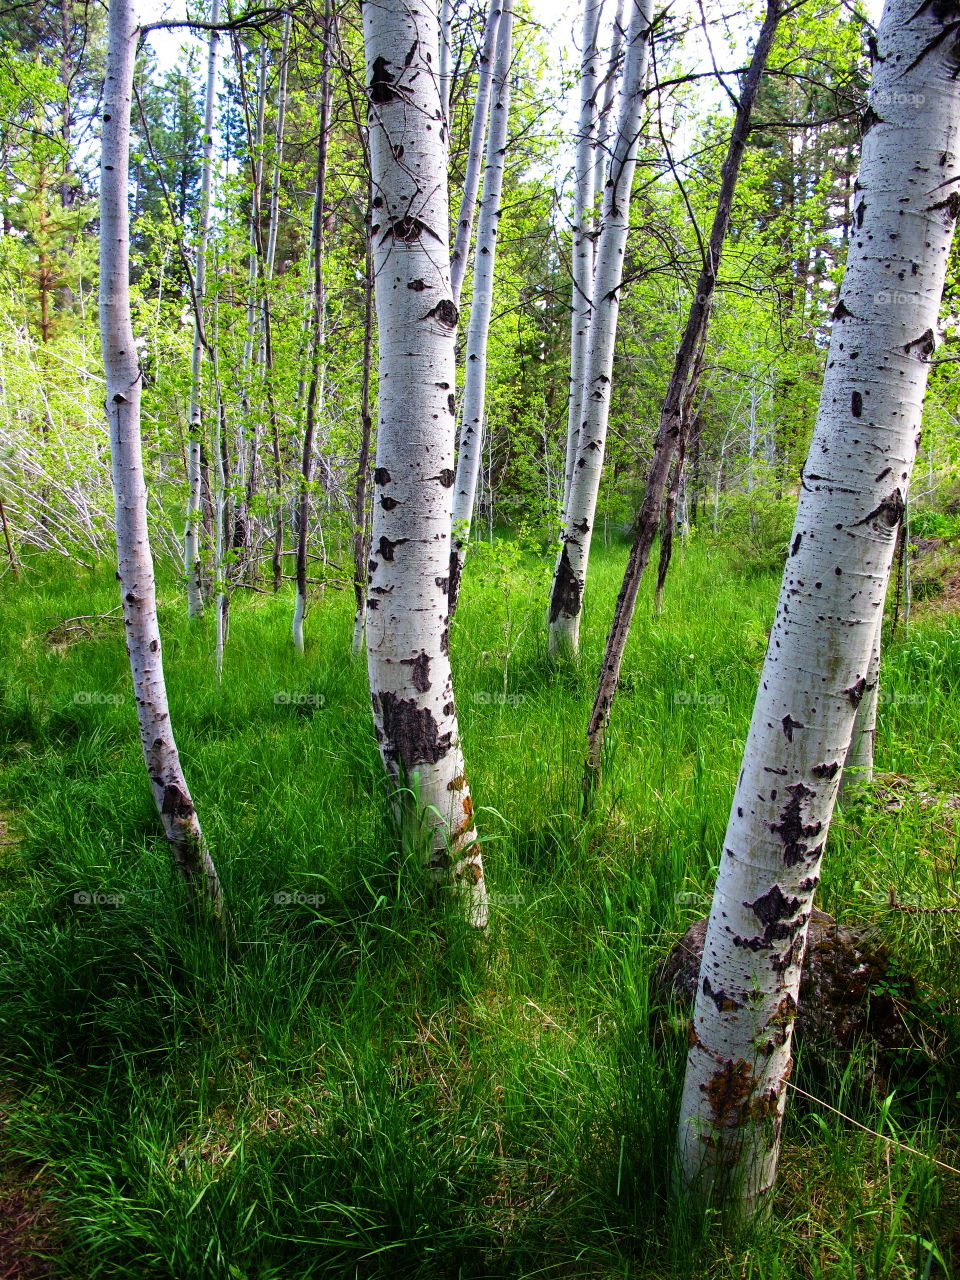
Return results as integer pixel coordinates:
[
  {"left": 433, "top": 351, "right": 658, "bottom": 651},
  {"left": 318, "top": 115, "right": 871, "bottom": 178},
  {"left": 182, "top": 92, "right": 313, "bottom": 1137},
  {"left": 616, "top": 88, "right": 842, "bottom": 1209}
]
[
  {"left": 101, "top": 0, "right": 232, "bottom": 944},
  {"left": 582, "top": 0, "right": 783, "bottom": 800}
]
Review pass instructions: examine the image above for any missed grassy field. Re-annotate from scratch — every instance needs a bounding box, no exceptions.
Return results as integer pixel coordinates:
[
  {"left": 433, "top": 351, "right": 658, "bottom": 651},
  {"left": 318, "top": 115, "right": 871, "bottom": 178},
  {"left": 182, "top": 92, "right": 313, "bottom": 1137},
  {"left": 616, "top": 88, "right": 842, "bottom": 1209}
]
[{"left": 0, "top": 534, "right": 958, "bottom": 1278}]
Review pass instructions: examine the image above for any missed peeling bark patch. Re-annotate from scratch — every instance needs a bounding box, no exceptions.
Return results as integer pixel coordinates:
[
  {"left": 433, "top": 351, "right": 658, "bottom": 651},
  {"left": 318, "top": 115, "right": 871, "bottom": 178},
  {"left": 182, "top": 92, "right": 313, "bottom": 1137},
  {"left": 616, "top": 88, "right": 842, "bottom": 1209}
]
[
  {"left": 447, "top": 774, "right": 466, "bottom": 791},
  {"left": 927, "top": 190, "right": 960, "bottom": 223},
  {"left": 435, "top": 468, "right": 456, "bottom": 487},
  {"left": 845, "top": 677, "right": 867, "bottom": 707},
  {"left": 161, "top": 783, "right": 194, "bottom": 820},
  {"left": 791, "top": 533, "right": 802, "bottom": 556},
  {"left": 386, "top": 216, "right": 441, "bottom": 245},
  {"left": 733, "top": 933, "right": 772, "bottom": 952},
  {"left": 376, "top": 693, "right": 452, "bottom": 769},
  {"left": 903, "top": 328, "right": 935, "bottom": 358},
  {"left": 549, "top": 544, "right": 581, "bottom": 622},
  {"left": 770, "top": 783, "right": 822, "bottom": 867},
  {"left": 781, "top": 714, "right": 805, "bottom": 742},
  {"left": 746, "top": 884, "right": 802, "bottom": 928},
  {"left": 701, "top": 1059, "right": 756, "bottom": 1127},
  {"left": 399, "top": 651, "right": 432, "bottom": 693},
  {"left": 374, "top": 467, "right": 392, "bottom": 485},
  {"left": 426, "top": 299, "right": 459, "bottom": 328},
  {"left": 702, "top": 975, "right": 743, "bottom": 1012},
  {"left": 380, "top": 495, "right": 399, "bottom": 510},
  {"left": 851, "top": 390, "right": 863, "bottom": 418},
  {"left": 811, "top": 760, "right": 840, "bottom": 779},
  {"left": 855, "top": 487, "right": 905, "bottom": 530},
  {"left": 833, "top": 298, "right": 854, "bottom": 321},
  {"left": 447, "top": 551, "right": 462, "bottom": 610},
  {"left": 378, "top": 535, "right": 408, "bottom": 562},
  {"left": 407, "top": 279, "right": 427, "bottom": 291}
]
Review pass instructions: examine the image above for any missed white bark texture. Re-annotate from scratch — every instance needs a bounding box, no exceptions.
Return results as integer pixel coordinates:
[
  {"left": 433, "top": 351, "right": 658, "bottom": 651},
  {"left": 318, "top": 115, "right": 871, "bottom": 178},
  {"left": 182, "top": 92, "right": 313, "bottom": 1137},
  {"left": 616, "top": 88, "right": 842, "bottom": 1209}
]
[
  {"left": 265, "top": 10, "right": 291, "bottom": 283},
  {"left": 561, "top": 0, "right": 605, "bottom": 518},
  {"left": 593, "top": 0, "right": 627, "bottom": 204},
  {"left": 448, "top": 0, "right": 513, "bottom": 610},
  {"left": 101, "top": 0, "right": 228, "bottom": 925},
  {"left": 183, "top": 0, "right": 220, "bottom": 618},
  {"left": 678, "top": 0, "right": 960, "bottom": 1210},
  {"left": 364, "top": 0, "right": 487, "bottom": 928},
  {"left": 549, "top": 0, "right": 652, "bottom": 656},
  {"left": 449, "top": 0, "right": 503, "bottom": 306},
  {"left": 439, "top": 0, "right": 454, "bottom": 128},
  {"left": 841, "top": 610, "right": 881, "bottom": 793}
]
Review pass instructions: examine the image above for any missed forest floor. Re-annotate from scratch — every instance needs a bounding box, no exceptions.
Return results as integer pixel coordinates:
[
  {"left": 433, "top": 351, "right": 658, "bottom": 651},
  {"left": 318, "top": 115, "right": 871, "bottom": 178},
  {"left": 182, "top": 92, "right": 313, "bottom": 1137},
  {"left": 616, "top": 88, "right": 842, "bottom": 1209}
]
[{"left": 0, "top": 534, "right": 958, "bottom": 1279}]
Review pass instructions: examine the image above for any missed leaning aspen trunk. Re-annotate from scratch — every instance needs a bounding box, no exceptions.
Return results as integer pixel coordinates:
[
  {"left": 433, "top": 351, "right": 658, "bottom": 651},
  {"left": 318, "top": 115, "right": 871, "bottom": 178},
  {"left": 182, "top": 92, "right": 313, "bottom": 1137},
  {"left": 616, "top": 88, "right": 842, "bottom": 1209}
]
[
  {"left": 840, "top": 610, "right": 882, "bottom": 796},
  {"left": 449, "top": 0, "right": 502, "bottom": 306},
  {"left": 183, "top": 0, "right": 220, "bottom": 618},
  {"left": 364, "top": 0, "right": 487, "bottom": 928},
  {"left": 102, "top": 0, "right": 230, "bottom": 932},
  {"left": 548, "top": 0, "right": 653, "bottom": 658},
  {"left": 561, "top": 0, "right": 604, "bottom": 520},
  {"left": 448, "top": 0, "right": 513, "bottom": 614},
  {"left": 677, "top": 0, "right": 960, "bottom": 1213},
  {"left": 583, "top": 0, "right": 780, "bottom": 789},
  {"left": 293, "top": 8, "right": 331, "bottom": 653},
  {"left": 592, "top": 0, "right": 627, "bottom": 205}
]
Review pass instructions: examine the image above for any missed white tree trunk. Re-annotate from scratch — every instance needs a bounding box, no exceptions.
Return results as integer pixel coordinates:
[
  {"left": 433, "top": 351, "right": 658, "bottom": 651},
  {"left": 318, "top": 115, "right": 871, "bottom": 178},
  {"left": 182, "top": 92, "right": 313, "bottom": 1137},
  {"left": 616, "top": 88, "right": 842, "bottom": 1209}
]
[
  {"left": 561, "top": 0, "right": 605, "bottom": 519},
  {"left": 678, "top": 0, "right": 960, "bottom": 1211},
  {"left": 183, "top": 0, "right": 220, "bottom": 618},
  {"left": 592, "top": 0, "right": 627, "bottom": 202},
  {"left": 364, "top": 0, "right": 487, "bottom": 928},
  {"left": 449, "top": 0, "right": 503, "bottom": 306},
  {"left": 439, "top": 0, "right": 454, "bottom": 129},
  {"left": 264, "top": 10, "right": 291, "bottom": 285},
  {"left": 549, "top": 0, "right": 652, "bottom": 657},
  {"left": 294, "top": 8, "right": 332, "bottom": 653},
  {"left": 841, "top": 610, "right": 881, "bottom": 794},
  {"left": 448, "top": 0, "right": 513, "bottom": 611},
  {"left": 102, "top": 0, "right": 229, "bottom": 930}
]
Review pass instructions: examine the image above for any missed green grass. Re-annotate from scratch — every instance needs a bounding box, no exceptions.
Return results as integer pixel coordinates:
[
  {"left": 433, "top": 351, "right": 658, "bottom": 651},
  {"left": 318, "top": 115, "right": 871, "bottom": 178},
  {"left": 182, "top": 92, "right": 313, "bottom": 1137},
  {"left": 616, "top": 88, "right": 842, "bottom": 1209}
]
[{"left": 0, "top": 536, "right": 958, "bottom": 1278}]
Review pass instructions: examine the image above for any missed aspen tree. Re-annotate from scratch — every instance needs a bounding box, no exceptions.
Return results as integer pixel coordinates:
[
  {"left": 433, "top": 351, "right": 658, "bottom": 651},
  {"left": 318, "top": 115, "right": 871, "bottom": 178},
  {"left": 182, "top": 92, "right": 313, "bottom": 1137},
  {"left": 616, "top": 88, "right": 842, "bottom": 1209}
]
[
  {"left": 364, "top": 0, "right": 488, "bottom": 926},
  {"left": 677, "top": 0, "right": 960, "bottom": 1211},
  {"left": 102, "top": 0, "right": 230, "bottom": 932}
]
